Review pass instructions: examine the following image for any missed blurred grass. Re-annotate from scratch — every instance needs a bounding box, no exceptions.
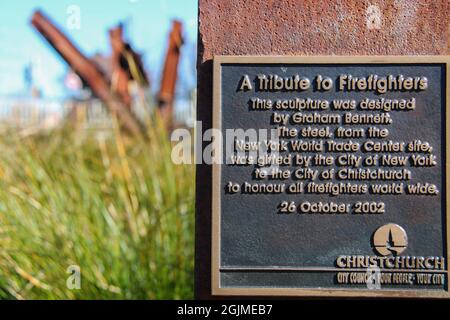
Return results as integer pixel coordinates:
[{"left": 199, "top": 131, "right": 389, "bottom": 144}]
[{"left": 0, "top": 119, "right": 194, "bottom": 299}]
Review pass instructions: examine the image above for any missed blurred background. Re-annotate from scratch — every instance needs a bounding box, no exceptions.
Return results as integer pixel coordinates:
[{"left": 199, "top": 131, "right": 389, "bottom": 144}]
[
  {"left": 0, "top": 0, "right": 197, "bottom": 300},
  {"left": 0, "top": 0, "right": 197, "bottom": 130}
]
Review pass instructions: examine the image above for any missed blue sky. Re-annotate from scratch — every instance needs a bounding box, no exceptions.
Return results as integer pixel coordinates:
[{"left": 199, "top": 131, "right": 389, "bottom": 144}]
[{"left": 0, "top": 0, "right": 197, "bottom": 98}]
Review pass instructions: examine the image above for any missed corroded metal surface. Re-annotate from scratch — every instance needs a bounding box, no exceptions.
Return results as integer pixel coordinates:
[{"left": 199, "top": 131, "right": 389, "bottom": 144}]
[{"left": 199, "top": 0, "right": 448, "bottom": 61}]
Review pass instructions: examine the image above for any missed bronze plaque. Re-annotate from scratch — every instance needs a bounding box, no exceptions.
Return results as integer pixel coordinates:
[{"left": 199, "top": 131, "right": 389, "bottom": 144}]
[{"left": 211, "top": 56, "right": 449, "bottom": 298}]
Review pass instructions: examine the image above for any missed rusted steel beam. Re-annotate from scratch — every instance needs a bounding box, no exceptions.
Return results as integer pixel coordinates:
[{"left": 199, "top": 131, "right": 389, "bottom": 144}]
[
  {"left": 158, "top": 20, "right": 183, "bottom": 125},
  {"left": 109, "top": 24, "right": 150, "bottom": 107},
  {"left": 109, "top": 25, "right": 133, "bottom": 107},
  {"left": 30, "top": 10, "right": 146, "bottom": 137}
]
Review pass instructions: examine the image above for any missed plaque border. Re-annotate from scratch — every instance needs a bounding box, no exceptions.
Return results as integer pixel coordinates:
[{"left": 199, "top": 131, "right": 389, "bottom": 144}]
[{"left": 211, "top": 55, "right": 450, "bottom": 298}]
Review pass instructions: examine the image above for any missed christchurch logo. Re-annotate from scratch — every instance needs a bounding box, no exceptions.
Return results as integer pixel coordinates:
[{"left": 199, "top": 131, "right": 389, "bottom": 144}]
[{"left": 372, "top": 223, "right": 408, "bottom": 256}]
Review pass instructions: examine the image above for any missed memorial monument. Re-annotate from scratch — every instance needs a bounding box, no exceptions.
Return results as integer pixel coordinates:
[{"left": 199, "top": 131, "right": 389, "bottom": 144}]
[{"left": 196, "top": 0, "right": 449, "bottom": 298}]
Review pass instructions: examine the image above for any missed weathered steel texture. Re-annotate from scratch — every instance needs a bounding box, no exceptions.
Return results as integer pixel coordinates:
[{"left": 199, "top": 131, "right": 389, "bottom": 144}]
[
  {"left": 199, "top": 0, "right": 448, "bottom": 61},
  {"left": 31, "top": 10, "right": 146, "bottom": 137},
  {"left": 196, "top": 0, "right": 449, "bottom": 299},
  {"left": 158, "top": 20, "right": 183, "bottom": 125}
]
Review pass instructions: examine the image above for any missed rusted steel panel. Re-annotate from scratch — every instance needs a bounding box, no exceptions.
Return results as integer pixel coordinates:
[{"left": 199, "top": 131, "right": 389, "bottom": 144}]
[{"left": 198, "top": 0, "right": 448, "bottom": 62}]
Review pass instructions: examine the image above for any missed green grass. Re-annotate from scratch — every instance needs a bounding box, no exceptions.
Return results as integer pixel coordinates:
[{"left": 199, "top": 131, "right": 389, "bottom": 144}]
[{"left": 0, "top": 120, "right": 195, "bottom": 299}]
